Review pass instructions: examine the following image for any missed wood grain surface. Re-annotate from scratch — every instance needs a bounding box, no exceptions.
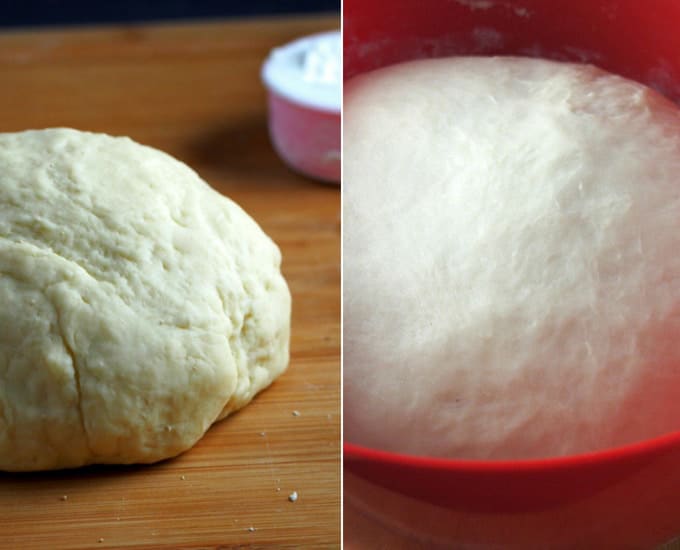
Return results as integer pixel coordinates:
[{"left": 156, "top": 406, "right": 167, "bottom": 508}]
[{"left": 0, "top": 14, "right": 340, "bottom": 549}]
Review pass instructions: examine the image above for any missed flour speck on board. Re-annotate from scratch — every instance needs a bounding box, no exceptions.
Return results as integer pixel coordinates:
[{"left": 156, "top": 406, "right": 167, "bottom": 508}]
[{"left": 247, "top": 526, "right": 256, "bottom": 532}]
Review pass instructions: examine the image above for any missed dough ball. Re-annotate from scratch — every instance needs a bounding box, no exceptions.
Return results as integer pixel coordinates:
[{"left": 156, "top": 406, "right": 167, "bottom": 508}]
[
  {"left": 344, "top": 56, "right": 680, "bottom": 460},
  {"left": 0, "top": 128, "right": 291, "bottom": 471}
]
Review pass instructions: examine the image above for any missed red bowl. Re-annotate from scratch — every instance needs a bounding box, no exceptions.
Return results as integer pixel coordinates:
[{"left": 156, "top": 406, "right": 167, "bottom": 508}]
[
  {"left": 344, "top": 0, "right": 680, "bottom": 546},
  {"left": 262, "top": 32, "right": 341, "bottom": 184},
  {"left": 265, "top": 90, "right": 340, "bottom": 183}
]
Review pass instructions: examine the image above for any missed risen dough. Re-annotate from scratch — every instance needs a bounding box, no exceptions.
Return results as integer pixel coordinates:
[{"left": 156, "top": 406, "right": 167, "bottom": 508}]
[
  {"left": 0, "top": 128, "right": 291, "bottom": 471},
  {"left": 344, "top": 56, "right": 680, "bottom": 460}
]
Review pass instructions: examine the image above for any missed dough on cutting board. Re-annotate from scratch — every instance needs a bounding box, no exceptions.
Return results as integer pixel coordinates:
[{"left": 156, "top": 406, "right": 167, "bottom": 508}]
[
  {"left": 344, "top": 56, "right": 680, "bottom": 460},
  {"left": 0, "top": 128, "right": 291, "bottom": 471}
]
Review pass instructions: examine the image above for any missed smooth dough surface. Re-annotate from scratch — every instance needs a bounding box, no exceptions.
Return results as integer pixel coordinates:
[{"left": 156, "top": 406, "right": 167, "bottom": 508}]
[
  {"left": 344, "top": 56, "right": 680, "bottom": 460},
  {"left": 0, "top": 128, "right": 291, "bottom": 471}
]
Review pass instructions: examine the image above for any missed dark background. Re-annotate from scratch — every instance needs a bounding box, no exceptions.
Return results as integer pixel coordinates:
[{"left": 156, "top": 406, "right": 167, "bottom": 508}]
[{"left": 0, "top": 0, "right": 339, "bottom": 27}]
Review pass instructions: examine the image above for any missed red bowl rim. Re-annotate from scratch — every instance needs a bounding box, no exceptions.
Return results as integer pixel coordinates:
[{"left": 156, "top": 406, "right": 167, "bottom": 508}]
[{"left": 344, "top": 427, "right": 680, "bottom": 472}]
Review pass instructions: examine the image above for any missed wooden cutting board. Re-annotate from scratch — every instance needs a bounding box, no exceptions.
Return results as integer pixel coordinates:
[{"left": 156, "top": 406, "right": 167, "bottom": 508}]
[{"left": 0, "top": 13, "right": 340, "bottom": 549}]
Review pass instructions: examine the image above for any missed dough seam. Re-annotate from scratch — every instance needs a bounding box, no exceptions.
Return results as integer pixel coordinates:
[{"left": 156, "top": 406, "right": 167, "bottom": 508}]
[
  {"left": 52, "top": 299, "right": 92, "bottom": 458},
  {"left": 219, "top": 285, "right": 243, "bottom": 419}
]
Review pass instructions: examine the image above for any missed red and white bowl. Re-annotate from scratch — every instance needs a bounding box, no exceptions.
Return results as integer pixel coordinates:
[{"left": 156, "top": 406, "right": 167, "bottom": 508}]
[
  {"left": 262, "top": 31, "right": 341, "bottom": 184},
  {"left": 344, "top": 0, "right": 680, "bottom": 547}
]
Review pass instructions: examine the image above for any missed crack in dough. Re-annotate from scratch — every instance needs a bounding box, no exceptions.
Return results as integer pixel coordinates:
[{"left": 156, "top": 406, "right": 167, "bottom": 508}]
[{"left": 52, "top": 301, "right": 91, "bottom": 456}]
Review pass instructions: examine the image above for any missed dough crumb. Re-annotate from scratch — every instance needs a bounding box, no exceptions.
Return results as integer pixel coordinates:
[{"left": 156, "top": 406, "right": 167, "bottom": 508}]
[
  {"left": 247, "top": 526, "right": 256, "bottom": 532},
  {"left": 292, "top": 410, "right": 301, "bottom": 417},
  {"left": 288, "top": 491, "right": 298, "bottom": 502},
  {"left": 180, "top": 475, "right": 186, "bottom": 480},
  {"left": 259, "top": 431, "right": 266, "bottom": 436},
  {"left": 98, "top": 538, "right": 104, "bottom": 543},
  {"left": 60, "top": 495, "right": 68, "bottom": 501}
]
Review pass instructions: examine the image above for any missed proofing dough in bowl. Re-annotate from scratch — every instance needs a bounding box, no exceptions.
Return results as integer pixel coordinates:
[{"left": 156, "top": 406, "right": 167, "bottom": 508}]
[
  {"left": 344, "top": 56, "right": 680, "bottom": 460},
  {"left": 0, "top": 128, "right": 291, "bottom": 471}
]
